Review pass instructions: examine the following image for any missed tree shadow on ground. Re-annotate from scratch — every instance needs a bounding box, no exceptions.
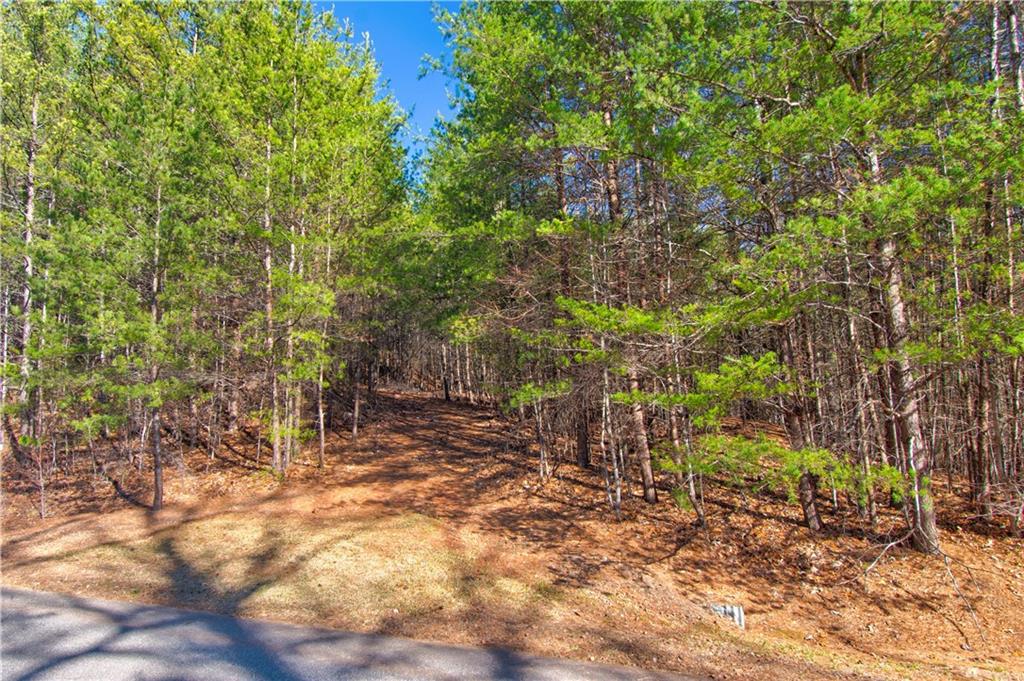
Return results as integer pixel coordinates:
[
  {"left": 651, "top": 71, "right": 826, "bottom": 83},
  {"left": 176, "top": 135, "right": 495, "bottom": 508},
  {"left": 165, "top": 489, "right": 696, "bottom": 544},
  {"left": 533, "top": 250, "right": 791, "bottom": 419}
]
[
  {"left": 1, "top": 525, "right": 688, "bottom": 681},
  {"left": 4, "top": 390, "right": 1007, "bottom": 680}
]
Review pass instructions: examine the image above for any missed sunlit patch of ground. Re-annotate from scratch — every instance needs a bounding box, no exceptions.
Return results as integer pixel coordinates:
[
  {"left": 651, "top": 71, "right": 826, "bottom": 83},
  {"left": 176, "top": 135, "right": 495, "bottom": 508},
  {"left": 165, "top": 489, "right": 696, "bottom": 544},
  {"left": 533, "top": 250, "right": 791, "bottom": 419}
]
[{"left": 3, "top": 391, "right": 1022, "bottom": 680}]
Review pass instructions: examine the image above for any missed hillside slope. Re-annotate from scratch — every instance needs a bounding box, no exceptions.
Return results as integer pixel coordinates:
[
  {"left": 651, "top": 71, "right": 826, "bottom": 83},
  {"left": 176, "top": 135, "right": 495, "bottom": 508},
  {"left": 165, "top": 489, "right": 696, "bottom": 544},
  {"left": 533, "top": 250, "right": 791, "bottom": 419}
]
[{"left": 2, "top": 392, "right": 1021, "bottom": 680}]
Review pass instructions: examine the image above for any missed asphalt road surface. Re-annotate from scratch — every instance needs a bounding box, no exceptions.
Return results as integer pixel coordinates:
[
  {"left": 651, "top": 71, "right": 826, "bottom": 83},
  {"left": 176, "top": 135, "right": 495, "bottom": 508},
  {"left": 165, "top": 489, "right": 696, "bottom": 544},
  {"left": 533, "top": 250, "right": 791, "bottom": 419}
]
[{"left": 1, "top": 587, "right": 697, "bottom": 681}]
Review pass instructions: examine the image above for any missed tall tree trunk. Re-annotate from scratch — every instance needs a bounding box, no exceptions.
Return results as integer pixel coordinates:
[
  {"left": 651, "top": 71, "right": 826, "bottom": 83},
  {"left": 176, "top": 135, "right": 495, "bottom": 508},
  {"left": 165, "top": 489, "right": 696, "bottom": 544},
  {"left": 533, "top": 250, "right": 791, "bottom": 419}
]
[
  {"left": 264, "top": 133, "right": 282, "bottom": 473},
  {"left": 860, "top": 139, "right": 940, "bottom": 552},
  {"left": 1, "top": 283, "right": 10, "bottom": 463},
  {"left": 555, "top": 146, "right": 590, "bottom": 470},
  {"left": 1012, "top": 1, "right": 1024, "bottom": 109},
  {"left": 317, "top": 363, "right": 326, "bottom": 468},
  {"left": 881, "top": 236, "right": 939, "bottom": 552},
  {"left": 602, "top": 104, "right": 656, "bottom": 504},
  {"left": 21, "top": 92, "right": 38, "bottom": 438},
  {"left": 151, "top": 183, "right": 164, "bottom": 511},
  {"left": 976, "top": 356, "right": 998, "bottom": 518},
  {"left": 317, "top": 242, "right": 331, "bottom": 469},
  {"left": 840, "top": 215, "right": 879, "bottom": 527}
]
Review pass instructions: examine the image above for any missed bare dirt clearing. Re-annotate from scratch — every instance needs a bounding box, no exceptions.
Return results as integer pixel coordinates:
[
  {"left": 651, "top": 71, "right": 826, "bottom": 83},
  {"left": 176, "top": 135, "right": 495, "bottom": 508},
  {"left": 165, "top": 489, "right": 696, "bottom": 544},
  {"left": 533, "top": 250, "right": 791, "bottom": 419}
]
[{"left": 2, "top": 392, "right": 1022, "bottom": 680}]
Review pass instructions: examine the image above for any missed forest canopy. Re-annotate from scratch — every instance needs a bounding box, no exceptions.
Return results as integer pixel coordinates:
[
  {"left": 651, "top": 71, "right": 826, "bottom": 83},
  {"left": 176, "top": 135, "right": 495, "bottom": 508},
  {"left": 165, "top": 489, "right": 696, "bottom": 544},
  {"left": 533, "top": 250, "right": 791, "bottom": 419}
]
[{"left": 2, "top": 0, "right": 1023, "bottom": 555}]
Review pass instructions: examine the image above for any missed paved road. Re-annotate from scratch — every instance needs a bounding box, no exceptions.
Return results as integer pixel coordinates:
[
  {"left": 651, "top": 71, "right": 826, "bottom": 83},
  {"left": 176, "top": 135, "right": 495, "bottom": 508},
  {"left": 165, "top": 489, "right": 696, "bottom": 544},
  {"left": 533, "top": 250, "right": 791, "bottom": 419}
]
[{"left": 1, "top": 588, "right": 696, "bottom": 681}]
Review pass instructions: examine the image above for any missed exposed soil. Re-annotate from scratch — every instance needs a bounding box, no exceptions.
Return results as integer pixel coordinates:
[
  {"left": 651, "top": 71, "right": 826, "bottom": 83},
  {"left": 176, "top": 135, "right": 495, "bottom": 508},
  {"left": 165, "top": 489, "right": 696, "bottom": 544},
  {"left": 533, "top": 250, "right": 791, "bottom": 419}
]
[{"left": 2, "top": 391, "right": 1022, "bottom": 680}]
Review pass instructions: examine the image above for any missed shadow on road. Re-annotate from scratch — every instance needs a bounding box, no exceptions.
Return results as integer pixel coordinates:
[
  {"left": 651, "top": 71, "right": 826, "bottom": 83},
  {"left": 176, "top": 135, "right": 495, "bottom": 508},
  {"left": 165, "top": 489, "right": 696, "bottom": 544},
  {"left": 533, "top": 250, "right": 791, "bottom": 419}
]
[{"left": 1, "top": 586, "right": 675, "bottom": 681}]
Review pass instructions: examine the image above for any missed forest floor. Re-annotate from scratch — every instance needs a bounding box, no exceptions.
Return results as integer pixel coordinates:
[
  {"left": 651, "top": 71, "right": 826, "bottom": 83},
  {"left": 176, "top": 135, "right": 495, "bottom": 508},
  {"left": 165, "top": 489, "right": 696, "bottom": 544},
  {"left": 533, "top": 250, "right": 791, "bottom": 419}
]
[{"left": 2, "top": 391, "right": 1022, "bottom": 681}]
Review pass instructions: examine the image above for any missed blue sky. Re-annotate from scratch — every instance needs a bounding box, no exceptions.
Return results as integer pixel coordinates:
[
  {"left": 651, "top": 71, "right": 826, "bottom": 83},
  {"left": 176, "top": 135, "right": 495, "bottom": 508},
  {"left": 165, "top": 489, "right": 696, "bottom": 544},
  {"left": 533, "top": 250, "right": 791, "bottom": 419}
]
[{"left": 315, "top": 2, "right": 460, "bottom": 158}]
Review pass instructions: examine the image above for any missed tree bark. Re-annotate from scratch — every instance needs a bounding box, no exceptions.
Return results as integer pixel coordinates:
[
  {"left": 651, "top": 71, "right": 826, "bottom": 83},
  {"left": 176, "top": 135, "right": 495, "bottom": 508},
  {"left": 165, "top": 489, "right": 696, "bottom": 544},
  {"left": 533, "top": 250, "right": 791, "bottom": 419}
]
[
  {"left": 21, "top": 92, "right": 38, "bottom": 437},
  {"left": 264, "top": 132, "right": 282, "bottom": 473},
  {"left": 351, "top": 373, "right": 361, "bottom": 440},
  {"left": 602, "top": 103, "right": 656, "bottom": 504},
  {"left": 882, "top": 237, "right": 939, "bottom": 552},
  {"left": 785, "top": 407, "right": 823, "bottom": 533},
  {"left": 628, "top": 365, "right": 658, "bottom": 504},
  {"left": 576, "top": 410, "right": 590, "bottom": 468},
  {"left": 151, "top": 183, "right": 164, "bottom": 511}
]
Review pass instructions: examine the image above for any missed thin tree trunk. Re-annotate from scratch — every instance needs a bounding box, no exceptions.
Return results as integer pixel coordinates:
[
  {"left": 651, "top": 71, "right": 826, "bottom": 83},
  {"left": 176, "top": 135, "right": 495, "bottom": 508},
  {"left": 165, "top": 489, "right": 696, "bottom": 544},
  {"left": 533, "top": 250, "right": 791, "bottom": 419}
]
[
  {"left": 264, "top": 132, "right": 281, "bottom": 473},
  {"left": 21, "top": 92, "right": 38, "bottom": 438},
  {"left": 627, "top": 365, "right": 658, "bottom": 504},
  {"left": 351, "top": 373, "right": 361, "bottom": 440},
  {"left": 1012, "top": 1, "right": 1024, "bottom": 109},
  {"left": 535, "top": 400, "right": 549, "bottom": 479},
  {"left": 317, "top": 242, "right": 331, "bottom": 470},
  {"left": 576, "top": 410, "right": 590, "bottom": 469},
  {"left": 151, "top": 183, "right": 164, "bottom": 511},
  {"left": 0, "top": 283, "right": 9, "bottom": 463},
  {"left": 601, "top": 103, "right": 656, "bottom": 504},
  {"left": 880, "top": 240, "right": 939, "bottom": 550},
  {"left": 601, "top": 353, "right": 622, "bottom": 519},
  {"left": 227, "top": 323, "right": 242, "bottom": 432},
  {"left": 977, "top": 356, "right": 997, "bottom": 517},
  {"left": 780, "top": 322, "right": 823, "bottom": 533},
  {"left": 441, "top": 343, "right": 451, "bottom": 401},
  {"left": 317, "top": 363, "right": 326, "bottom": 468},
  {"left": 151, "top": 408, "right": 163, "bottom": 511},
  {"left": 787, "top": 409, "right": 823, "bottom": 533}
]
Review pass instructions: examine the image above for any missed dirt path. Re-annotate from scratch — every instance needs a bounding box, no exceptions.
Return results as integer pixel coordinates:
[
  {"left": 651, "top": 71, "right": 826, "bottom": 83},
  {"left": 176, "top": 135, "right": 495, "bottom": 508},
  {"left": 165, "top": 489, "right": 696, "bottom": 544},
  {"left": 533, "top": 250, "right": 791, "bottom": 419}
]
[{"left": 2, "top": 392, "right": 1022, "bottom": 681}]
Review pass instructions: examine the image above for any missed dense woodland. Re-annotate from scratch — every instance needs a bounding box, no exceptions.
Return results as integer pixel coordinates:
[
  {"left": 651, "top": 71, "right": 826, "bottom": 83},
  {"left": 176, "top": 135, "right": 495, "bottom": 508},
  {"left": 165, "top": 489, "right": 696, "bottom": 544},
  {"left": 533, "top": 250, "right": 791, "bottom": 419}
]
[{"left": 2, "top": 1, "right": 1023, "bottom": 556}]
